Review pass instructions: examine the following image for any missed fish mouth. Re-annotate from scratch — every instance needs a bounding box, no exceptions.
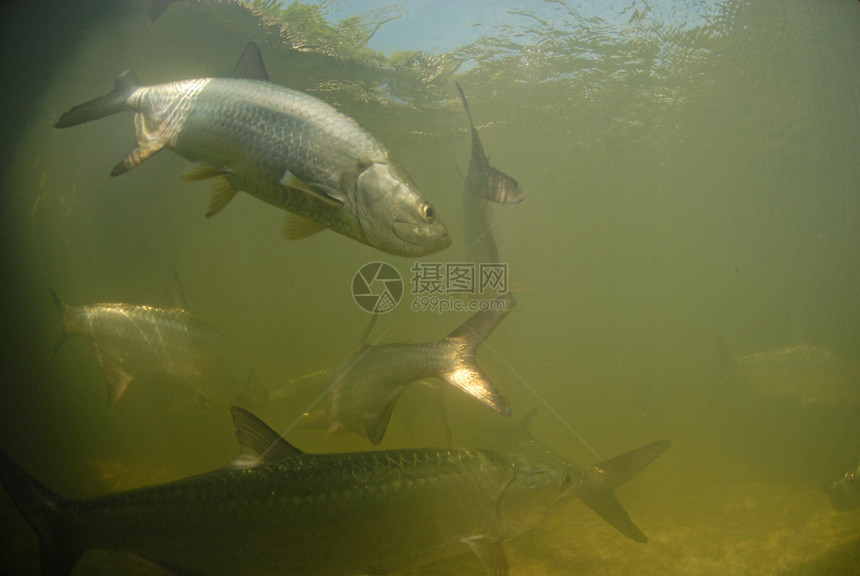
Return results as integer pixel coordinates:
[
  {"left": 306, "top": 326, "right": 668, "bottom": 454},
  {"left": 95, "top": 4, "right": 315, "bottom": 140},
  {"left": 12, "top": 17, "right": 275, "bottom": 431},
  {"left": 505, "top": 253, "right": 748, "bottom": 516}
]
[{"left": 391, "top": 222, "right": 451, "bottom": 256}]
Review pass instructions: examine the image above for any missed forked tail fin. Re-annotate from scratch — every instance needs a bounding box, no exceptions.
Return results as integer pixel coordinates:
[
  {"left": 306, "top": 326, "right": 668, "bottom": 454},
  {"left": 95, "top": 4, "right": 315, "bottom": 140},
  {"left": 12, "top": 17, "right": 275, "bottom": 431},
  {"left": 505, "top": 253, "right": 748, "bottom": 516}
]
[
  {"left": 440, "top": 294, "right": 515, "bottom": 416},
  {"left": 55, "top": 71, "right": 138, "bottom": 129},
  {"left": 455, "top": 81, "right": 524, "bottom": 205},
  {"left": 577, "top": 440, "right": 670, "bottom": 543},
  {"left": 47, "top": 286, "right": 73, "bottom": 358},
  {"left": 0, "top": 449, "right": 81, "bottom": 576}
]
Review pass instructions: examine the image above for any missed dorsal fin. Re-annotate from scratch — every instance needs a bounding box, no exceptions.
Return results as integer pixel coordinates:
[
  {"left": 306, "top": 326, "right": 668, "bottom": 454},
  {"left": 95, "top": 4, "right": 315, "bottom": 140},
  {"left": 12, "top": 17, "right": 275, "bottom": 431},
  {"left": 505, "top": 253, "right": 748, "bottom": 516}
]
[
  {"left": 229, "top": 406, "right": 303, "bottom": 469},
  {"left": 231, "top": 42, "right": 270, "bottom": 82},
  {"left": 357, "top": 313, "right": 379, "bottom": 349},
  {"left": 165, "top": 266, "right": 187, "bottom": 309},
  {"left": 455, "top": 81, "right": 475, "bottom": 128}
]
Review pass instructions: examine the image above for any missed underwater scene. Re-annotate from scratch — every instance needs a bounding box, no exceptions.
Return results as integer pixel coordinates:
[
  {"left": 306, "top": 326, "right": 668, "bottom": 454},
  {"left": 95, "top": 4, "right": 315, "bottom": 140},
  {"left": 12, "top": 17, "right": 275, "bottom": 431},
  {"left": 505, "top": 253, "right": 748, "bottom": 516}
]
[{"left": 1, "top": 0, "right": 859, "bottom": 574}]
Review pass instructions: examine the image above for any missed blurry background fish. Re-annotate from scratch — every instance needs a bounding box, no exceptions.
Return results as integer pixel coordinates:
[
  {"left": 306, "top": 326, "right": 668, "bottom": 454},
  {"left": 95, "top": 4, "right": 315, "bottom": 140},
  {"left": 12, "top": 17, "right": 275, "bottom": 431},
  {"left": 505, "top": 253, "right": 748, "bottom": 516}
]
[
  {"left": 456, "top": 81, "right": 522, "bottom": 267},
  {"left": 715, "top": 338, "right": 860, "bottom": 408},
  {"left": 50, "top": 268, "right": 268, "bottom": 410}
]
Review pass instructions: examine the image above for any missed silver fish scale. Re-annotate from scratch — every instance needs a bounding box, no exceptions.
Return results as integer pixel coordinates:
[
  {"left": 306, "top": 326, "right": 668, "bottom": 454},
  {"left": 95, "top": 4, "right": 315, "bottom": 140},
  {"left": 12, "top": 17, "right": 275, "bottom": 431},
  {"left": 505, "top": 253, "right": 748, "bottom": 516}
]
[
  {"left": 128, "top": 78, "right": 212, "bottom": 148},
  {"left": 71, "top": 304, "right": 221, "bottom": 371},
  {"left": 169, "top": 78, "right": 388, "bottom": 193},
  {"left": 329, "top": 341, "right": 454, "bottom": 422},
  {"left": 60, "top": 448, "right": 517, "bottom": 575},
  {"left": 63, "top": 303, "right": 256, "bottom": 405}
]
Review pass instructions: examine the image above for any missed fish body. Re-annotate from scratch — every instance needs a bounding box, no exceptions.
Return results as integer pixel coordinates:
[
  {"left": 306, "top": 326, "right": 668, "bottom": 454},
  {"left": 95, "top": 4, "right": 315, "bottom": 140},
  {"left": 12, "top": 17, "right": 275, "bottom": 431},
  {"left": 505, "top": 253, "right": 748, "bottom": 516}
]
[
  {"left": 289, "top": 376, "right": 455, "bottom": 447},
  {"left": 55, "top": 43, "right": 450, "bottom": 257},
  {"left": 51, "top": 289, "right": 265, "bottom": 408},
  {"left": 0, "top": 407, "right": 670, "bottom": 576},
  {"left": 327, "top": 296, "right": 514, "bottom": 443},
  {"left": 716, "top": 340, "right": 860, "bottom": 407},
  {"left": 826, "top": 461, "right": 860, "bottom": 511},
  {"left": 456, "top": 82, "right": 522, "bottom": 265}
]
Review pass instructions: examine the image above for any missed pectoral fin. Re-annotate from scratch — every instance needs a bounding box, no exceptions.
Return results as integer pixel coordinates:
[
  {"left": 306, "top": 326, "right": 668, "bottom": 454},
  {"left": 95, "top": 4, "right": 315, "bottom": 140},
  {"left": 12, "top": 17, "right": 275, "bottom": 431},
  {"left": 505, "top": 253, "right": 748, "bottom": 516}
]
[
  {"left": 206, "top": 177, "right": 239, "bottom": 217},
  {"left": 283, "top": 212, "right": 326, "bottom": 240},
  {"left": 280, "top": 171, "right": 345, "bottom": 208},
  {"left": 95, "top": 347, "right": 133, "bottom": 406},
  {"left": 462, "top": 536, "right": 509, "bottom": 576},
  {"left": 165, "top": 266, "right": 187, "bottom": 309}
]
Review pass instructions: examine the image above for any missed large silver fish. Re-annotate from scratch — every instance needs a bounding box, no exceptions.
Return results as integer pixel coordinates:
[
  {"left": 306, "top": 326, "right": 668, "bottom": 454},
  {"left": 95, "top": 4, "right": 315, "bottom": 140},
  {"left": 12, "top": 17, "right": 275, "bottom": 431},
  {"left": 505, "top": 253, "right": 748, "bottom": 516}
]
[
  {"left": 715, "top": 339, "right": 860, "bottom": 407},
  {"left": 456, "top": 82, "right": 522, "bottom": 265},
  {"left": 50, "top": 281, "right": 266, "bottom": 409},
  {"left": 0, "top": 406, "right": 670, "bottom": 576},
  {"left": 55, "top": 43, "right": 450, "bottom": 257},
  {"left": 326, "top": 295, "right": 515, "bottom": 444}
]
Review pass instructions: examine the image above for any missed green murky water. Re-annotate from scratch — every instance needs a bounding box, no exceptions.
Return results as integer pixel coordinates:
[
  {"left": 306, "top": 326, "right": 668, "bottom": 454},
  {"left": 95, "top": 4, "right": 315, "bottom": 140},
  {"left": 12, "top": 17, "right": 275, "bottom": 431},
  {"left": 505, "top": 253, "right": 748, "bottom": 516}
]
[{"left": 1, "top": 0, "right": 859, "bottom": 574}]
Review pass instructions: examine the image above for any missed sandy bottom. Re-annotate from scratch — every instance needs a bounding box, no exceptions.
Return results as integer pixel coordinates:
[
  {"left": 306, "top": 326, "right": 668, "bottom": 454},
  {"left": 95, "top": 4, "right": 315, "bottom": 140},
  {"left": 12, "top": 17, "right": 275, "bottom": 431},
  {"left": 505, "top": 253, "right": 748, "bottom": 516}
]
[{"left": 394, "top": 454, "right": 860, "bottom": 576}]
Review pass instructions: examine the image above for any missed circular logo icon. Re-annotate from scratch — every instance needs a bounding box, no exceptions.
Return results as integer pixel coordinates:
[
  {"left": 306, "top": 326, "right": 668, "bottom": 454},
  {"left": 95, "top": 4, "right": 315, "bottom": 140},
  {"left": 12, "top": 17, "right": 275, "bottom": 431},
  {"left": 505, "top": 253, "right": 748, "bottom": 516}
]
[{"left": 351, "top": 262, "right": 403, "bottom": 314}]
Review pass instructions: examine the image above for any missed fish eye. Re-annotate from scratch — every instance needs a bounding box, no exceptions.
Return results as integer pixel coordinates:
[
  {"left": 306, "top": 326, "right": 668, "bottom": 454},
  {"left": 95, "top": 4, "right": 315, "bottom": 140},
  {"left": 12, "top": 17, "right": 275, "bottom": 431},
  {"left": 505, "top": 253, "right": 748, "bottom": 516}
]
[{"left": 420, "top": 203, "right": 435, "bottom": 223}]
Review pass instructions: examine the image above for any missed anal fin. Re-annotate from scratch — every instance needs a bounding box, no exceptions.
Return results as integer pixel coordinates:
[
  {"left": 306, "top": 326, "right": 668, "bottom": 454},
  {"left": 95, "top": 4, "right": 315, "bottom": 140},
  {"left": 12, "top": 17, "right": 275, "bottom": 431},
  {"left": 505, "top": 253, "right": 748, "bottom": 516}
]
[
  {"left": 206, "top": 177, "right": 239, "bottom": 218},
  {"left": 462, "top": 536, "right": 509, "bottom": 576},
  {"left": 96, "top": 347, "right": 133, "bottom": 406},
  {"left": 364, "top": 387, "right": 407, "bottom": 445}
]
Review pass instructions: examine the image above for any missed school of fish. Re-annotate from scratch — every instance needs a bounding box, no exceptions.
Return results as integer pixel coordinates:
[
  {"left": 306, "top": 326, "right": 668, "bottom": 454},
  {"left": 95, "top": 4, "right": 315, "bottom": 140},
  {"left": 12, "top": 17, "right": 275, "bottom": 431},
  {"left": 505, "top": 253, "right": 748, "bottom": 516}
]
[
  {"left": 60, "top": 7, "right": 860, "bottom": 572},
  {"left": 0, "top": 35, "right": 678, "bottom": 576}
]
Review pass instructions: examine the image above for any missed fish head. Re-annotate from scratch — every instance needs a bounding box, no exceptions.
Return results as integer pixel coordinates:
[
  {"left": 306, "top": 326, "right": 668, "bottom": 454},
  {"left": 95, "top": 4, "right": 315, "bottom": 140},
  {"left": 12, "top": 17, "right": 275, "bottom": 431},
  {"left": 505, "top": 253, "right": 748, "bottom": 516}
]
[
  {"left": 497, "top": 451, "right": 578, "bottom": 536},
  {"left": 353, "top": 161, "right": 451, "bottom": 256},
  {"left": 826, "top": 465, "right": 860, "bottom": 511}
]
